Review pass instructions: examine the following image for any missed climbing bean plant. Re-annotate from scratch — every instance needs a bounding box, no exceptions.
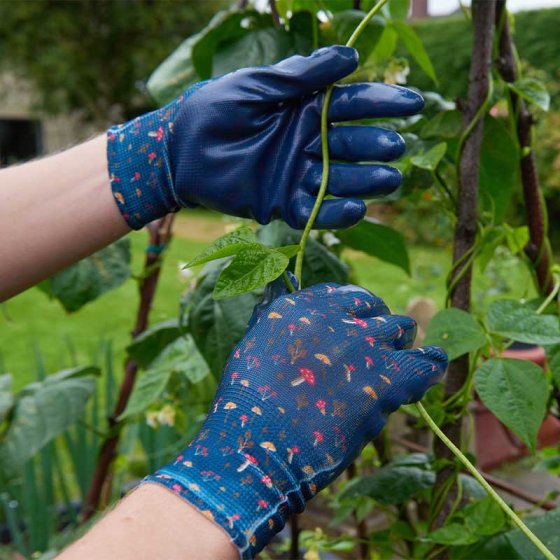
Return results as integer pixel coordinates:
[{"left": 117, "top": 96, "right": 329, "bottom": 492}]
[{"left": 2, "top": 0, "right": 560, "bottom": 558}]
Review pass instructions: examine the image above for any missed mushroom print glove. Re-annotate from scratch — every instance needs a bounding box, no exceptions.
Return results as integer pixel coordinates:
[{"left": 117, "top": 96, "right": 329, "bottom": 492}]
[
  {"left": 107, "top": 45, "right": 424, "bottom": 230},
  {"left": 145, "top": 283, "right": 448, "bottom": 559}
]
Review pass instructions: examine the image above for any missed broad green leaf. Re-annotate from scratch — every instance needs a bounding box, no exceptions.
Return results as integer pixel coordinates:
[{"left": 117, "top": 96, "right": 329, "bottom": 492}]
[
  {"left": 276, "top": 245, "right": 301, "bottom": 258},
  {"left": 45, "top": 365, "right": 101, "bottom": 384},
  {"left": 423, "top": 523, "right": 478, "bottom": 546},
  {"left": 340, "top": 463, "right": 435, "bottom": 504},
  {"left": 40, "top": 237, "right": 131, "bottom": 313},
  {"left": 410, "top": 142, "right": 447, "bottom": 171},
  {"left": 212, "top": 12, "right": 313, "bottom": 77},
  {"left": 214, "top": 247, "right": 289, "bottom": 300},
  {"left": 192, "top": 10, "right": 262, "bottom": 79},
  {"left": 393, "top": 21, "right": 437, "bottom": 84},
  {"left": 0, "top": 375, "right": 95, "bottom": 472},
  {"left": 545, "top": 344, "right": 560, "bottom": 387},
  {"left": 423, "top": 308, "right": 486, "bottom": 361},
  {"left": 185, "top": 227, "right": 256, "bottom": 268},
  {"left": 147, "top": 33, "right": 200, "bottom": 106},
  {"left": 121, "top": 336, "right": 210, "bottom": 420},
  {"left": 421, "top": 110, "right": 462, "bottom": 139},
  {"left": 509, "top": 78, "right": 550, "bottom": 112},
  {"left": 126, "top": 319, "right": 183, "bottom": 368},
  {"left": 388, "top": 0, "right": 410, "bottom": 20},
  {"left": 462, "top": 496, "right": 505, "bottom": 537},
  {"left": 337, "top": 218, "right": 410, "bottom": 275},
  {"left": 257, "top": 221, "right": 349, "bottom": 286},
  {"left": 474, "top": 358, "right": 549, "bottom": 452},
  {"left": 0, "top": 373, "right": 13, "bottom": 424},
  {"left": 479, "top": 116, "right": 519, "bottom": 223},
  {"left": 276, "top": 0, "right": 294, "bottom": 20},
  {"left": 486, "top": 299, "right": 560, "bottom": 345},
  {"left": 477, "top": 229, "right": 505, "bottom": 272},
  {"left": 189, "top": 260, "right": 263, "bottom": 375},
  {"left": 465, "top": 509, "right": 560, "bottom": 559},
  {"left": 328, "top": 10, "right": 385, "bottom": 62},
  {"left": 368, "top": 24, "right": 398, "bottom": 61}
]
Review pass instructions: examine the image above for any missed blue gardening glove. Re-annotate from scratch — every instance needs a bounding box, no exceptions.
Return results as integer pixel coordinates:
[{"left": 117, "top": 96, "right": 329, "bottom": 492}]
[
  {"left": 107, "top": 45, "right": 424, "bottom": 230},
  {"left": 145, "top": 283, "right": 447, "bottom": 559}
]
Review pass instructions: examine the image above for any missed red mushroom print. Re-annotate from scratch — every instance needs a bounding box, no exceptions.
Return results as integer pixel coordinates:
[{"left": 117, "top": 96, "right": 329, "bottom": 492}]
[
  {"left": 230, "top": 372, "right": 239, "bottom": 385},
  {"left": 257, "top": 385, "right": 276, "bottom": 401},
  {"left": 313, "top": 431, "right": 324, "bottom": 448},
  {"left": 288, "top": 323, "right": 296, "bottom": 336},
  {"left": 291, "top": 367, "right": 315, "bottom": 387},
  {"left": 365, "top": 356, "right": 374, "bottom": 369},
  {"left": 237, "top": 453, "right": 258, "bottom": 472},
  {"left": 233, "top": 348, "right": 240, "bottom": 359},
  {"left": 227, "top": 513, "right": 241, "bottom": 529},
  {"left": 240, "top": 414, "right": 249, "bottom": 428},
  {"left": 261, "top": 475, "right": 273, "bottom": 488},
  {"left": 287, "top": 445, "right": 300, "bottom": 464},
  {"left": 315, "top": 399, "right": 327, "bottom": 415},
  {"left": 365, "top": 335, "right": 376, "bottom": 347},
  {"left": 344, "top": 363, "right": 356, "bottom": 382},
  {"left": 256, "top": 499, "right": 268, "bottom": 512}
]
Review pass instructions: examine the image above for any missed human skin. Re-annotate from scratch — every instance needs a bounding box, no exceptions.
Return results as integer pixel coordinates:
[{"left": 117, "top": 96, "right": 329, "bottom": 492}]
[{"left": 0, "top": 135, "right": 128, "bottom": 301}]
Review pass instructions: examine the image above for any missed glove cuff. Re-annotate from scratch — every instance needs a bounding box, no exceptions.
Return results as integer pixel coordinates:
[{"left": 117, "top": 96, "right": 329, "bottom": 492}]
[
  {"left": 144, "top": 394, "right": 310, "bottom": 558},
  {"left": 106, "top": 103, "right": 182, "bottom": 230}
]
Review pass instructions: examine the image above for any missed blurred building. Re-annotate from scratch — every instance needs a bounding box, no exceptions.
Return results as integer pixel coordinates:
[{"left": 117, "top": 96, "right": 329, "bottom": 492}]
[{"left": 0, "top": 72, "right": 97, "bottom": 166}]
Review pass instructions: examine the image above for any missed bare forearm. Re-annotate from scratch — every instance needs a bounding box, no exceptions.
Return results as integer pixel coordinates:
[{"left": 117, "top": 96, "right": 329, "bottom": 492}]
[
  {"left": 57, "top": 484, "right": 237, "bottom": 560},
  {"left": 0, "top": 135, "right": 129, "bottom": 300}
]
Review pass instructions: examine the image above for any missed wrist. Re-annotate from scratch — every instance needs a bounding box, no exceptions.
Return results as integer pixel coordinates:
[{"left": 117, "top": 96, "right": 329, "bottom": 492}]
[{"left": 145, "top": 389, "right": 309, "bottom": 558}]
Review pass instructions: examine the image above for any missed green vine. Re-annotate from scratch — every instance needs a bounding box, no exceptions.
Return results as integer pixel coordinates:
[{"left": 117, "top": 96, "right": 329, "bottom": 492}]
[{"left": 292, "top": 3, "right": 557, "bottom": 558}]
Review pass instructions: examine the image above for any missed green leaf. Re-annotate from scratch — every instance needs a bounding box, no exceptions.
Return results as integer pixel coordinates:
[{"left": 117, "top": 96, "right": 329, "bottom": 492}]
[
  {"left": 0, "top": 375, "right": 96, "bottom": 472},
  {"left": 486, "top": 299, "right": 560, "bottom": 345},
  {"left": 329, "top": 10, "right": 385, "bottom": 61},
  {"left": 193, "top": 10, "right": 264, "bottom": 79},
  {"left": 545, "top": 344, "right": 560, "bottom": 387},
  {"left": 45, "top": 365, "right": 101, "bottom": 383},
  {"left": 423, "top": 308, "right": 486, "bottom": 361},
  {"left": 462, "top": 496, "right": 505, "bottom": 537},
  {"left": 126, "top": 319, "right": 183, "bottom": 368},
  {"left": 337, "top": 218, "right": 410, "bottom": 275},
  {"left": 388, "top": 0, "right": 410, "bottom": 20},
  {"left": 212, "top": 12, "right": 313, "bottom": 77},
  {"left": 189, "top": 261, "right": 263, "bottom": 375},
  {"left": 276, "top": 245, "right": 301, "bottom": 259},
  {"left": 120, "top": 336, "right": 209, "bottom": 420},
  {"left": 474, "top": 358, "right": 549, "bottom": 453},
  {"left": 257, "top": 221, "right": 349, "bottom": 286},
  {"left": 424, "top": 523, "right": 478, "bottom": 546},
  {"left": 393, "top": 21, "right": 437, "bottom": 84},
  {"left": 0, "top": 374, "right": 13, "bottom": 425},
  {"left": 410, "top": 142, "right": 447, "bottom": 171},
  {"left": 508, "top": 78, "right": 550, "bottom": 112},
  {"left": 479, "top": 116, "right": 520, "bottom": 223},
  {"left": 214, "top": 246, "right": 289, "bottom": 300},
  {"left": 465, "top": 509, "right": 560, "bottom": 559},
  {"left": 504, "top": 225, "right": 529, "bottom": 255},
  {"left": 477, "top": 229, "right": 505, "bottom": 273},
  {"left": 421, "top": 110, "right": 462, "bottom": 139},
  {"left": 340, "top": 463, "right": 435, "bottom": 504},
  {"left": 368, "top": 24, "right": 398, "bottom": 61},
  {"left": 147, "top": 33, "right": 200, "bottom": 106},
  {"left": 40, "top": 237, "right": 131, "bottom": 313},
  {"left": 185, "top": 227, "right": 256, "bottom": 268}
]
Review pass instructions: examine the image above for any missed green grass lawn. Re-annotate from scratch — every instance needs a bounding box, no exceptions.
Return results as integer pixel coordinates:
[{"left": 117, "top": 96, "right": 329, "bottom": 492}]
[{"left": 1, "top": 215, "right": 535, "bottom": 389}]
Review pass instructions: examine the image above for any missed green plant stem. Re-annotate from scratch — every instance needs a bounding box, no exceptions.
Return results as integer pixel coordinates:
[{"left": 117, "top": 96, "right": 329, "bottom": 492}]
[
  {"left": 416, "top": 402, "right": 558, "bottom": 560},
  {"left": 282, "top": 270, "right": 297, "bottom": 293},
  {"left": 293, "top": 0, "right": 389, "bottom": 285}
]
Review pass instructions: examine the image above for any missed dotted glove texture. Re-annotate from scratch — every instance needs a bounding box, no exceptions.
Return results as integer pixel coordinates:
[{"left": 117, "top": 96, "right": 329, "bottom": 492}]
[{"left": 145, "top": 283, "right": 447, "bottom": 558}]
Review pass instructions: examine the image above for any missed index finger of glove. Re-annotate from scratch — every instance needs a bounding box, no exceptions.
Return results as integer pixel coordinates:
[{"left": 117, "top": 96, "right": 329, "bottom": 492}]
[
  {"left": 250, "top": 45, "right": 358, "bottom": 100},
  {"left": 327, "top": 83, "right": 424, "bottom": 122},
  {"left": 328, "top": 285, "right": 390, "bottom": 318}
]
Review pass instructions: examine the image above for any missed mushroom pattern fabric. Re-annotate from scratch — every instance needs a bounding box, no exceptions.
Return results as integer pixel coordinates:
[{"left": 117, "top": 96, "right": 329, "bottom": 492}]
[{"left": 144, "top": 283, "right": 448, "bottom": 559}]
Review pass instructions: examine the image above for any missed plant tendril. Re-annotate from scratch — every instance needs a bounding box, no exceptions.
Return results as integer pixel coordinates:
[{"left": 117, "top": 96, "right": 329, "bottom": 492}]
[{"left": 294, "top": 0, "right": 389, "bottom": 284}]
